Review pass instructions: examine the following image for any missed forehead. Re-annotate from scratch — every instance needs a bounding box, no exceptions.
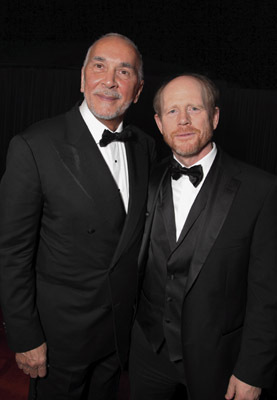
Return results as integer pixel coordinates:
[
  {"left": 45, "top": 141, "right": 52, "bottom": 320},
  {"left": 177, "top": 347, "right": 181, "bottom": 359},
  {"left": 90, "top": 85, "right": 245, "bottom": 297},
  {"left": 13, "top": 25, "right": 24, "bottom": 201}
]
[
  {"left": 161, "top": 77, "right": 205, "bottom": 107},
  {"left": 88, "top": 37, "right": 139, "bottom": 65}
]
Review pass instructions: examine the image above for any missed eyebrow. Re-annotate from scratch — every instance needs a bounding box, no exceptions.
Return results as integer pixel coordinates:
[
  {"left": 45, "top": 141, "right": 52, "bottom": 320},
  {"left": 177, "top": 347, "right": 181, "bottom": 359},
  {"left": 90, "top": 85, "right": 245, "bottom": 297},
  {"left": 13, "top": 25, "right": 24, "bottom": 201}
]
[
  {"left": 92, "top": 57, "right": 135, "bottom": 70},
  {"left": 120, "top": 62, "right": 135, "bottom": 70},
  {"left": 93, "top": 56, "right": 106, "bottom": 62},
  {"left": 167, "top": 103, "right": 204, "bottom": 107},
  {"left": 164, "top": 103, "right": 205, "bottom": 112}
]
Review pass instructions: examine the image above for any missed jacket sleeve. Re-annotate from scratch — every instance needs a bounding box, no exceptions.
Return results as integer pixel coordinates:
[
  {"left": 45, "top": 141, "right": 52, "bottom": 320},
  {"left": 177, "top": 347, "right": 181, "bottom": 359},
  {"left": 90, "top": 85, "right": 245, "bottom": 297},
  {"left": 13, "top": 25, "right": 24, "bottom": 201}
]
[
  {"left": 233, "top": 181, "right": 277, "bottom": 388},
  {"left": 0, "top": 135, "right": 45, "bottom": 352}
]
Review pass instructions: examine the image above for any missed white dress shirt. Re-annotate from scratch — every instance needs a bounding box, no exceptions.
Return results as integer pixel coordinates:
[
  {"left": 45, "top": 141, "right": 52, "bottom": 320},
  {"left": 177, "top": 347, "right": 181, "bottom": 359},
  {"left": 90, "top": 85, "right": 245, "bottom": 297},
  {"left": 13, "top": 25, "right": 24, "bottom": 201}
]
[
  {"left": 79, "top": 100, "right": 129, "bottom": 212},
  {"left": 172, "top": 143, "right": 217, "bottom": 240}
]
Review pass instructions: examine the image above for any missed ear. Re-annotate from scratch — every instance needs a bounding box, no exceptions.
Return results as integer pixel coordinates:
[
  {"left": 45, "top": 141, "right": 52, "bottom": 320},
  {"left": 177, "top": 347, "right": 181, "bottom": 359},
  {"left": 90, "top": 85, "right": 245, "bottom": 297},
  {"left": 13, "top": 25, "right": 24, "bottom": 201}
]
[
  {"left": 213, "top": 107, "right": 220, "bottom": 130},
  {"left": 133, "top": 80, "right": 144, "bottom": 104},
  {"left": 80, "top": 67, "right": 85, "bottom": 93},
  {"left": 154, "top": 113, "right": 163, "bottom": 135}
]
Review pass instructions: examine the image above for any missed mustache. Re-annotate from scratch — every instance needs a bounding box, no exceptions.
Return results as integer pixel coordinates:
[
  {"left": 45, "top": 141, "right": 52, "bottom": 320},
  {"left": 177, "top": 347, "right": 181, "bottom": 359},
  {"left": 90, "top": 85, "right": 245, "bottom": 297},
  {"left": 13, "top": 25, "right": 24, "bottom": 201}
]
[
  {"left": 173, "top": 127, "right": 201, "bottom": 135},
  {"left": 93, "top": 90, "right": 122, "bottom": 99}
]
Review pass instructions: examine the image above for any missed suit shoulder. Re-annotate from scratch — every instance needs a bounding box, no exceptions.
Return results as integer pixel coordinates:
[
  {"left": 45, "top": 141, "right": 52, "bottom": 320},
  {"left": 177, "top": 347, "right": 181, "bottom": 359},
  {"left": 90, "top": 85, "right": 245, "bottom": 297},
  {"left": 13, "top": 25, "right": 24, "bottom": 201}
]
[
  {"left": 129, "top": 124, "right": 155, "bottom": 146},
  {"left": 221, "top": 151, "right": 277, "bottom": 188},
  {"left": 128, "top": 124, "right": 156, "bottom": 163},
  {"left": 152, "top": 156, "right": 170, "bottom": 173},
  {"left": 149, "top": 156, "right": 170, "bottom": 184},
  {"left": 19, "top": 111, "right": 67, "bottom": 144}
]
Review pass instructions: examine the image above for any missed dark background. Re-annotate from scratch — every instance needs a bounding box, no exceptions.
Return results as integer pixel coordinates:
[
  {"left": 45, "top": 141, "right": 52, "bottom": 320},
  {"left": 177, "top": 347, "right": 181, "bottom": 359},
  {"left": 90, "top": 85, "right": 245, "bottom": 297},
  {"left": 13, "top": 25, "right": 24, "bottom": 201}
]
[
  {"left": 1, "top": 0, "right": 277, "bottom": 176},
  {"left": 1, "top": 3, "right": 277, "bottom": 398}
]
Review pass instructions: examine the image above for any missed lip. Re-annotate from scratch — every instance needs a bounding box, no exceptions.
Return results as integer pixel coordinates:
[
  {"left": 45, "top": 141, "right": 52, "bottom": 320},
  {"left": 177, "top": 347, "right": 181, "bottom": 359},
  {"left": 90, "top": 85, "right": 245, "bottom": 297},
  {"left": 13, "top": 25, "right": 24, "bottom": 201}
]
[
  {"left": 175, "top": 132, "right": 195, "bottom": 138},
  {"left": 95, "top": 94, "right": 119, "bottom": 102}
]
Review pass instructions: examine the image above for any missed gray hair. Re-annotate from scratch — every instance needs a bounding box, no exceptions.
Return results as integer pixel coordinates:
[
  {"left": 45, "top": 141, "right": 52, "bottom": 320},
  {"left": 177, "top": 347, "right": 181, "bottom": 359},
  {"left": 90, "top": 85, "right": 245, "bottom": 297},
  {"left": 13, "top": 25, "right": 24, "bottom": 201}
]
[{"left": 83, "top": 32, "right": 144, "bottom": 82}]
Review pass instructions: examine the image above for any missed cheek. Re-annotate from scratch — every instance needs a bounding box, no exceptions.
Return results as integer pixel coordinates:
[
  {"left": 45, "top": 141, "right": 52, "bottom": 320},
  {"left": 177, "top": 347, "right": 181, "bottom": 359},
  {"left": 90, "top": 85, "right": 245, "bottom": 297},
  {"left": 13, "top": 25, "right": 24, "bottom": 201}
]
[
  {"left": 120, "top": 81, "right": 139, "bottom": 100},
  {"left": 83, "top": 74, "right": 101, "bottom": 91},
  {"left": 193, "top": 118, "right": 210, "bottom": 135},
  {"left": 83, "top": 82, "right": 94, "bottom": 95},
  {"left": 203, "top": 121, "right": 213, "bottom": 135},
  {"left": 163, "top": 130, "right": 175, "bottom": 145},
  {"left": 161, "top": 119, "right": 175, "bottom": 134}
]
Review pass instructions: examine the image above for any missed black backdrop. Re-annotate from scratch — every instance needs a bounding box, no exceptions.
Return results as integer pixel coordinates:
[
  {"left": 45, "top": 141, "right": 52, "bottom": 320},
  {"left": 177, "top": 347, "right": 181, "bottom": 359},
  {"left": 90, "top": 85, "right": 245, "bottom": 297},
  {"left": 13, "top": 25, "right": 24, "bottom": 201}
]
[
  {"left": 1, "top": 65, "right": 277, "bottom": 177},
  {"left": 1, "top": 0, "right": 277, "bottom": 176}
]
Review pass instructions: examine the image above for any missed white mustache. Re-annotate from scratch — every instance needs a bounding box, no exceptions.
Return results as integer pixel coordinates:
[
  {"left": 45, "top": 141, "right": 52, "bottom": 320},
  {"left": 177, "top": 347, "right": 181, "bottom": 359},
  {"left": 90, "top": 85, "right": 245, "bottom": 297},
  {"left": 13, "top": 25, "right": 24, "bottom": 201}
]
[{"left": 93, "top": 90, "right": 122, "bottom": 99}]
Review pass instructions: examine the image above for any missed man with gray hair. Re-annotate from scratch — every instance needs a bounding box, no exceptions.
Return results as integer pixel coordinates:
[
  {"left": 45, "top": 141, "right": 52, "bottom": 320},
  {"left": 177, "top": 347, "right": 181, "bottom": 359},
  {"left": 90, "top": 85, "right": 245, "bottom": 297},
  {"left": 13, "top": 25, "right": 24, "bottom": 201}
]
[{"left": 0, "top": 33, "right": 155, "bottom": 399}]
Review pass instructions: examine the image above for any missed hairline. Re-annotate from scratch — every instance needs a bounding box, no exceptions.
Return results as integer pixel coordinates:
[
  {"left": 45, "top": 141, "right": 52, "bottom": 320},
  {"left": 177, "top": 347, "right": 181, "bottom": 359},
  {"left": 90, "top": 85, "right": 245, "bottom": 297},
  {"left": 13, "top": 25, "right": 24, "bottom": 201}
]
[
  {"left": 153, "top": 73, "right": 219, "bottom": 120},
  {"left": 82, "top": 32, "right": 144, "bottom": 82}
]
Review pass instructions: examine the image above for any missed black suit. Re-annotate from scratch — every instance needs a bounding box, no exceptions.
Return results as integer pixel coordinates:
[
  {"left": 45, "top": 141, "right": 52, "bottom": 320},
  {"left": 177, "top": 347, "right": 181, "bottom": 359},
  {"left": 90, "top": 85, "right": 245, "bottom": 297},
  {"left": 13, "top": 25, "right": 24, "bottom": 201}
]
[
  {"left": 0, "top": 106, "right": 155, "bottom": 396},
  {"left": 130, "top": 149, "right": 277, "bottom": 400}
]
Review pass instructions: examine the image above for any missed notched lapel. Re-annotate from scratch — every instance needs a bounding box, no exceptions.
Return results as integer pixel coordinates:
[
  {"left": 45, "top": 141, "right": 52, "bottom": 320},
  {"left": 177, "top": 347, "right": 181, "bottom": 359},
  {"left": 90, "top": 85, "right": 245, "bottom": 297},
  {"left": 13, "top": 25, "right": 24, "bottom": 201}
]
[
  {"left": 111, "top": 129, "right": 153, "bottom": 265},
  {"left": 174, "top": 180, "right": 210, "bottom": 251},
  {"left": 160, "top": 173, "right": 177, "bottom": 250},
  {"left": 184, "top": 155, "right": 241, "bottom": 298},
  {"left": 138, "top": 161, "right": 169, "bottom": 266},
  {"left": 55, "top": 142, "right": 93, "bottom": 199},
  {"left": 53, "top": 107, "right": 126, "bottom": 228}
]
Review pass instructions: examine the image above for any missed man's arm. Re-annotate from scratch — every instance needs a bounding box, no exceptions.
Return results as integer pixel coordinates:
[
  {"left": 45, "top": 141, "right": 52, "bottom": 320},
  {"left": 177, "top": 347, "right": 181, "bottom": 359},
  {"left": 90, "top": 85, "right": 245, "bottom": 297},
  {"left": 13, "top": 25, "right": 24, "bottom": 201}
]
[
  {"left": 0, "top": 135, "right": 45, "bottom": 353},
  {"left": 230, "top": 179, "right": 277, "bottom": 394}
]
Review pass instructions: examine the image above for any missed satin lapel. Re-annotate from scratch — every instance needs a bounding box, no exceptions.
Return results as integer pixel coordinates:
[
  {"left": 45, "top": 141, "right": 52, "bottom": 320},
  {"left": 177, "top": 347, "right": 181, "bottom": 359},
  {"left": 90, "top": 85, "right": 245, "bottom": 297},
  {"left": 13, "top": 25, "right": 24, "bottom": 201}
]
[
  {"left": 110, "top": 130, "right": 156, "bottom": 266},
  {"left": 169, "top": 156, "right": 221, "bottom": 254},
  {"left": 52, "top": 107, "right": 124, "bottom": 228},
  {"left": 138, "top": 159, "right": 170, "bottom": 266},
  {"left": 161, "top": 173, "right": 177, "bottom": 251},
  {"left": 183, "top": 152, "right": 241, "bottom": 298},
  {"left": 173, "top": 176, "right": 210, "bottom": 251}
]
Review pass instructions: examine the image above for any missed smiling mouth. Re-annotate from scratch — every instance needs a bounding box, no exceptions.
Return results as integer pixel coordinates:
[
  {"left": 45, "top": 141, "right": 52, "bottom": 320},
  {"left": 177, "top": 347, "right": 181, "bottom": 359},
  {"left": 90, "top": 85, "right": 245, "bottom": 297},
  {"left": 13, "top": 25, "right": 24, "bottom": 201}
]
[
  {"left": 94, "top": 90, "right": 121, "bottom": 101},
  {"left": 95, "top": 94, "right": 119, "bottom": 101},
  {"left": 175, "top": 132, "right": 196, "bottom": 138}
]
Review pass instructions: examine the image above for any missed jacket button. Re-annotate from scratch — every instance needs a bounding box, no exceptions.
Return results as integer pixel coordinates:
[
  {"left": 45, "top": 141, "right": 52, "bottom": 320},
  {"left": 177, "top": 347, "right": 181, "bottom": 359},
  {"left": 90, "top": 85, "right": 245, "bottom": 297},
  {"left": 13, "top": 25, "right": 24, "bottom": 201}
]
[
  {"left": 145, "top": 212, "right": 149, "bottom": 217},
  {"left": 87, "top": 228, "right": 95, "bottom": 234},
  {"left": 166, "top": 297, "right": 172, "bottom": 302}
]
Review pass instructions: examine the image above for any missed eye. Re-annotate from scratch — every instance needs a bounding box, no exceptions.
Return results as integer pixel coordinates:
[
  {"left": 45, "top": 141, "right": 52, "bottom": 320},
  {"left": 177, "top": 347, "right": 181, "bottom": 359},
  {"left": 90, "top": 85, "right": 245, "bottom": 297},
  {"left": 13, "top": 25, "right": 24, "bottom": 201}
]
[
  {"left": 94, "top": 63, "right": 104, "bottom": 70},
  {"left": 117, "top": 69, "right": 131, "bottom": 79},
  {"left": 187, "top": 106, "right": 202, "bottom": 114},
  {"left": 168, "top": 109, "right": 177, "bottom": 114}
]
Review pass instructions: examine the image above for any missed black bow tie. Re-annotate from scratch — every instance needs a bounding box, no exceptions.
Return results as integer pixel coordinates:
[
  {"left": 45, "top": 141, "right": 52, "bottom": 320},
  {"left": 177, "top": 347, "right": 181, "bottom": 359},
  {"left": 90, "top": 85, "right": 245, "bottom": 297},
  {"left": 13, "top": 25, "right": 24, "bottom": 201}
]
[
  {"left": 99, "top": 127, "right": 132, "bottom": 147},
  {"left": 170, "top": 159, "right": 203, "bottom": 187}
]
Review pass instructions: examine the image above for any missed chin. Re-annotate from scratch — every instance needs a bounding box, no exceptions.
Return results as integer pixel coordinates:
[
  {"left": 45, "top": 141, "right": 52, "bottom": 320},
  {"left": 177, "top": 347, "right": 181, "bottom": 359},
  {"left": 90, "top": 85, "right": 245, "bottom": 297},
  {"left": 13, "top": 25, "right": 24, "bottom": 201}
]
[{"left": 91, "top": 108, "right": 121, "bottom": 121}]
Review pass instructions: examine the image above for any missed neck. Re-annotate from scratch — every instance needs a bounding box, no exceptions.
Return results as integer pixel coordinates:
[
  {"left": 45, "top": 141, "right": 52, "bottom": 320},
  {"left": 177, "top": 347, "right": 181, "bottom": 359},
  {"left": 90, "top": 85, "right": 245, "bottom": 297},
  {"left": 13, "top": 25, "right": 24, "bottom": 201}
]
[{"left": 98, "top": 117, "right": 123, "bottom": 132}]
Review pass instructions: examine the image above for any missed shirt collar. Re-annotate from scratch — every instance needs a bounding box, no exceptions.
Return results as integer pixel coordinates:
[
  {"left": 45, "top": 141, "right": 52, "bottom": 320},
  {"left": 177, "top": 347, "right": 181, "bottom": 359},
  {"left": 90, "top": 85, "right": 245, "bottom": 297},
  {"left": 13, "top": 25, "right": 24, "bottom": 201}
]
[{"left": 79, "top": 100, "right": 123, "bottom": 145}]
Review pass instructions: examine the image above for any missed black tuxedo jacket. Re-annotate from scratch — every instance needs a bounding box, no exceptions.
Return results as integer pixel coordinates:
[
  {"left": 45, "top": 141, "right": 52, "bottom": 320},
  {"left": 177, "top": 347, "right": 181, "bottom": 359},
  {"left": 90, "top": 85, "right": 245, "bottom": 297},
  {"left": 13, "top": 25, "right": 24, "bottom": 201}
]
[
  {"left": 137, "top": 149, "right": 277, "bottom": 399},
  {"left": 0, "top": 105, "right": 155, "bottom": 367}
]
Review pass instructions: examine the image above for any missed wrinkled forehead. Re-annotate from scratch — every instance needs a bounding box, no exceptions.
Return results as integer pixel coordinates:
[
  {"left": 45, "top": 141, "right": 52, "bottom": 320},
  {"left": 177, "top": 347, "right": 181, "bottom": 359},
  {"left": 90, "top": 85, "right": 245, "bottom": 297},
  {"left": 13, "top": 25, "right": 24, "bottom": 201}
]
[
  {"left": 161, "top": 77, "right": 205, "bottom": 107},
  {"left": 88, "top": 37, "right": 139, "bottom": 66}
]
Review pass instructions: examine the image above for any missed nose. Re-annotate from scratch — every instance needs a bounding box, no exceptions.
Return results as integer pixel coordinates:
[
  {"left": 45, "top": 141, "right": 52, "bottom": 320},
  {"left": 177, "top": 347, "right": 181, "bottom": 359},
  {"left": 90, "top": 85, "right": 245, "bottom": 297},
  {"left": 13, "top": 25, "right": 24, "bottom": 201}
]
[
  {"left": 178, "top": 109, "right": 191, "bottom": 125},
  {"left": 102, "top": 68, "right": 118, "bottom": 89}
]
